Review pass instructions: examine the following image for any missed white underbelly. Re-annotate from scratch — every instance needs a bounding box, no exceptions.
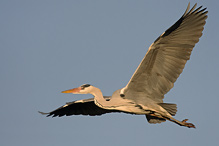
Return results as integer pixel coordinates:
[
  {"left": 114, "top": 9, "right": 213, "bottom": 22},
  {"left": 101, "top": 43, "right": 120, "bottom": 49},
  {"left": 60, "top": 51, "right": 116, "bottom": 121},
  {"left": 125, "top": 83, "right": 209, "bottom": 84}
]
[{"left": 115, "top": 105, "right": 150, "bottom": 115}]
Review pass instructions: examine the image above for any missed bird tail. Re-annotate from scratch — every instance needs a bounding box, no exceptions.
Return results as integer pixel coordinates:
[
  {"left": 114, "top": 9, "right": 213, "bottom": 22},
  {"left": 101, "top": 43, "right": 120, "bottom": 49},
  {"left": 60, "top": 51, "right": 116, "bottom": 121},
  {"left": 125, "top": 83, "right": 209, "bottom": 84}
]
[
  {"left": 145, "top": 103, "right": 177, "bottom": 124},
  {"left": 158, "top": 103, "right": 177, "bottom": 116}
]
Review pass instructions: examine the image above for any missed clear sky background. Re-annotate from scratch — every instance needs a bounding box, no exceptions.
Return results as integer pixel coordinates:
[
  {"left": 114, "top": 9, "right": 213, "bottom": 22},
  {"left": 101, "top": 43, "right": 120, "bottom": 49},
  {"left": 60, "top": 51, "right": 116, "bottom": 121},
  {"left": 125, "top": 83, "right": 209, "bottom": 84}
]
[{"left": 1, "top": 0, "right": 218, "bottom": 146}]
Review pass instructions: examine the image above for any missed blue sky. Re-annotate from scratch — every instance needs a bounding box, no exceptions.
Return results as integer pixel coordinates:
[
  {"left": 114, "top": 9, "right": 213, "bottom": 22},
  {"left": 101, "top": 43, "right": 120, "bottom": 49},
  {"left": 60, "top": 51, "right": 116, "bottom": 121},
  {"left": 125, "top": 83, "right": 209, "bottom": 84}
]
[{"left": 1, "top": 0, "right": 219, "bottom": 146}]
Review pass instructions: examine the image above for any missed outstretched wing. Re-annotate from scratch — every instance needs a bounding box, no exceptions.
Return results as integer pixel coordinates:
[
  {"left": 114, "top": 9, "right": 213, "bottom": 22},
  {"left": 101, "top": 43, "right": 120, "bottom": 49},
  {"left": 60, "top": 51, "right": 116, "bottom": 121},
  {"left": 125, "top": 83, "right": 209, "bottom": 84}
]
[
  {"left": 39, "top": 97, "right": 121, "bottom": 117},
  {"left": 121, "top": 3, "right": 208, "bottom": 103}
]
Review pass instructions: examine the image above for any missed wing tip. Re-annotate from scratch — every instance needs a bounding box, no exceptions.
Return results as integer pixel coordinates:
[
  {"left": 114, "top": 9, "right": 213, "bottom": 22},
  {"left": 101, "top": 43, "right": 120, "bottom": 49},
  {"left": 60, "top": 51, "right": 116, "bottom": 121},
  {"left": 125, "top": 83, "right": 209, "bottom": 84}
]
[
  {"left": 38, "top": 111, "right": 48, "bottom": 115},
  {"left": 184, "top": 3, "right": 208, "bottom": 17},
  {"left": 183, "top": 2, "right": 191, "bottom": 16},
  {"left": 38, "top": 111, "right": 52, "bottom": 117}
]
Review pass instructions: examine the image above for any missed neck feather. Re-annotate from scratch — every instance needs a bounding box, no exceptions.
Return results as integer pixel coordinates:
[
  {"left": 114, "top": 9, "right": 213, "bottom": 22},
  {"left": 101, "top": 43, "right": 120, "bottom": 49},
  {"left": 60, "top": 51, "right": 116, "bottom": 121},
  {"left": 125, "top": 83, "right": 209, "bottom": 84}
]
[{"left": 90, "top": 87, "right": 109, "bottom": 108}]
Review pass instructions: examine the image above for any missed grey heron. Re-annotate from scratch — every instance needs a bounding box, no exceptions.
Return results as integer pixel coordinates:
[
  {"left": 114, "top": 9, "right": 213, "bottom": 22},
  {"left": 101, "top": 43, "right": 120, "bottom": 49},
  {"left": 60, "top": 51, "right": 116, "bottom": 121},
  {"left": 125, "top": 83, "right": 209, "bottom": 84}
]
[{"left": 39, "top": 3, "right": 208, "bottom": 128}]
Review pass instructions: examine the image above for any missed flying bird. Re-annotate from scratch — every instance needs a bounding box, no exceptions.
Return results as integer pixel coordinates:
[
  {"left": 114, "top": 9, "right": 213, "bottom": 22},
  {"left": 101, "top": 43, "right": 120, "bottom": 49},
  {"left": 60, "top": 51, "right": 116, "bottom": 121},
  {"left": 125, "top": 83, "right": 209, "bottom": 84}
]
[{"left": 39, "top": 3, "right": 208, "bottom": 128}]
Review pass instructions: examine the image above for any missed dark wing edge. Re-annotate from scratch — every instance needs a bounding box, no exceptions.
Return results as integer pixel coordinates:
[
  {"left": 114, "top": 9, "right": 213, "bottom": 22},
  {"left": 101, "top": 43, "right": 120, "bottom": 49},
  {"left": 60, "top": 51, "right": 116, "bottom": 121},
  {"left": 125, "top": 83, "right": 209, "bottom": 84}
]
[
  {"left": 155, "top": 3, "right": 208, "bottom": 43},
  {"left": 38, "top": 98, "right": 122, "bottom": 117}
]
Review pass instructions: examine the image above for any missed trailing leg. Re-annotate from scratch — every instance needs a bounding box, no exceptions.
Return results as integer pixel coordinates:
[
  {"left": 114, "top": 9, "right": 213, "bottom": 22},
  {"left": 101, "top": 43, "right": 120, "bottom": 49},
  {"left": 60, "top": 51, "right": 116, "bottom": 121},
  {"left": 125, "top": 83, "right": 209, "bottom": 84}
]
[
  {"left": 146, "top": 112, "right": 195, "bottom": 128},
  {"left": 166, "top": 117, "right": 196, "bottom": 128}
]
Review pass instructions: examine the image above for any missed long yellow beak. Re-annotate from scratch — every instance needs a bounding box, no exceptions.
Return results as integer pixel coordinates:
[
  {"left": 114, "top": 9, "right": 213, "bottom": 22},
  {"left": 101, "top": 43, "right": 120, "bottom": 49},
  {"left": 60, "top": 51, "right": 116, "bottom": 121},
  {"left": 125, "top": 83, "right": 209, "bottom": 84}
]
[{"left": 61, "top": 87, "right": 81, "bottom": 93}]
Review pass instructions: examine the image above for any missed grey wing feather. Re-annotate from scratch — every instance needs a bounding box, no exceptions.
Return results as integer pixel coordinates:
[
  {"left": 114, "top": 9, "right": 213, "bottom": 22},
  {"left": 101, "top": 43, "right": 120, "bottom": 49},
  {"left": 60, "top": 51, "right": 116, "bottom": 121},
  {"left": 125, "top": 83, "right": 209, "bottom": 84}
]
[{"left": 122, "top": 3, "right": 208, "bottom": 103}]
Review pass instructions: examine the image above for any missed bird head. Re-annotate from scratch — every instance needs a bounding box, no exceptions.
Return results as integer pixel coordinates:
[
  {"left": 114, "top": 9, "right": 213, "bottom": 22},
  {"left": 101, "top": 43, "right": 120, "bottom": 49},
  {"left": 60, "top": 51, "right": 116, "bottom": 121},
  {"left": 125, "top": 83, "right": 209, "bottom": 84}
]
[{"left": 61, "top": 84, "right": 92, "bottom": 94}]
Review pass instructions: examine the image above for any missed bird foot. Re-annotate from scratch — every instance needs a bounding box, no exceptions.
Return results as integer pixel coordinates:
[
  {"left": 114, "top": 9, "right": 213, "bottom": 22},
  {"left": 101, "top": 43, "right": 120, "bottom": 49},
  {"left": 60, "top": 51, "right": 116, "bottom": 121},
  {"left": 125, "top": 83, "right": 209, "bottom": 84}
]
[{"left": 182, "top": 119, "right": 196, "bottom": 128}]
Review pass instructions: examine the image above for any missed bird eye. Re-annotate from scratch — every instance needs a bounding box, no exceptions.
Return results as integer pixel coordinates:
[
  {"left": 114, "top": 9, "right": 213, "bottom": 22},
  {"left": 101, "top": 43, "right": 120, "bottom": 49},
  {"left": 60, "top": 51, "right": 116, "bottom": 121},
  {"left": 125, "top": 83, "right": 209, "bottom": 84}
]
[{"left": 80, "top": 84, "right": 91, "bottom": 90}]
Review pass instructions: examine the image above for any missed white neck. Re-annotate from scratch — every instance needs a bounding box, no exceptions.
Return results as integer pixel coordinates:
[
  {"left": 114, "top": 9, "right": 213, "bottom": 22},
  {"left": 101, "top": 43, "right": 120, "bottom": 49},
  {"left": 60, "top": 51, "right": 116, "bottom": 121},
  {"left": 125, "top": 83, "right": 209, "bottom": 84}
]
[{"left": 90, "top": 87, "right": 110, "bottom": 109}]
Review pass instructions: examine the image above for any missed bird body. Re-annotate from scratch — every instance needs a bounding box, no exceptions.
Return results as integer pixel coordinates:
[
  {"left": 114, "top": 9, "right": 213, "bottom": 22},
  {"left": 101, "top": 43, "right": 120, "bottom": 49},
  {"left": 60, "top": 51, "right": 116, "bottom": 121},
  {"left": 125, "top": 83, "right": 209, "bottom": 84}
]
[{"left": 39, "top": 3, "right": 208, "bottom": 128}]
